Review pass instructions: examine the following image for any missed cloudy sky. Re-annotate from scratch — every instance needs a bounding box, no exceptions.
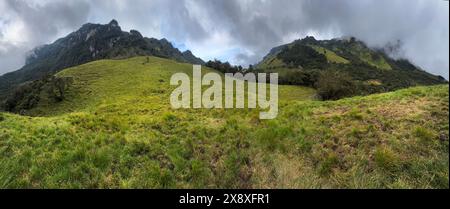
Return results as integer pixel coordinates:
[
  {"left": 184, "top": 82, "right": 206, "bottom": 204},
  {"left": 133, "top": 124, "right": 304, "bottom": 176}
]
[{"left": 0, "top": 0, "right": 449, "bottom": 79}]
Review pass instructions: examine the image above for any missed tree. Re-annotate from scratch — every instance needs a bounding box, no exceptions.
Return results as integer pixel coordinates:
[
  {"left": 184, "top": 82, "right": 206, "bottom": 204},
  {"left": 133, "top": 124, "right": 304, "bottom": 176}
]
[
  {"left": 2, "top": 76, "right": 73, "bottom": 113},
  {"left": 48, "top": 77, "right": 72, "bottom": 102}
]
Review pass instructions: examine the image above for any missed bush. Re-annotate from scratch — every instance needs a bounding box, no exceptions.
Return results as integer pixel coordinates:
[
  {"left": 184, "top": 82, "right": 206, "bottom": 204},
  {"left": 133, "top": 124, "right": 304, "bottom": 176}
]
[
  {"left": 278, "top": 70, "right": 319, "bottom": 87},
  {"left": 315, "top": 70, "right": 357, "bottom": 100},
  {"left": 205, "top": 59, "right": 243, "bottom": 74}
]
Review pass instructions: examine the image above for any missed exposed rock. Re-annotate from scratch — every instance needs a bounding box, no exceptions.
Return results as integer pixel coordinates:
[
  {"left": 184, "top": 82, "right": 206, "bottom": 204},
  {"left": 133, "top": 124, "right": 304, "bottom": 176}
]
[
  {"left": 85, "top": 29, "right": 97, "bottom": 41},
  {"left": 130, "top": 30, "right": 143, "bottom": 38}
]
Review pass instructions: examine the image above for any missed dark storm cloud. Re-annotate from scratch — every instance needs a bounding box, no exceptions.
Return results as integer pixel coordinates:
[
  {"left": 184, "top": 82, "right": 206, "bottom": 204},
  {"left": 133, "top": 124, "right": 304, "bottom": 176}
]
[
  {"left": 0, "top": 0, "right": 448, "bottom": 79},
  {"left": 159, "top": 0, "right": 208, "bottom": 41},
  {"left": 0, "top": 43, "right": 24, "bottom": 76},
  {"left": 5, "top": 0, "right": 90, "bottom": 43},
  {"left": 0, "top": 0, "right": 90, "bottom": 74}
]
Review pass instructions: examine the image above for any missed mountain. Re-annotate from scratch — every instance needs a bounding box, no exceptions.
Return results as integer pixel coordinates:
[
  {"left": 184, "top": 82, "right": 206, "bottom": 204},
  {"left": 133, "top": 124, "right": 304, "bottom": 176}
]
[
  {"left": 0, "top": 19, "right": 204, "bottom": 100},
  {"left": 0, "top": 56, "right": 448, "bottom": 188},
  {"left": 256, "top": 36, "right": 447, "bottom": 96}
]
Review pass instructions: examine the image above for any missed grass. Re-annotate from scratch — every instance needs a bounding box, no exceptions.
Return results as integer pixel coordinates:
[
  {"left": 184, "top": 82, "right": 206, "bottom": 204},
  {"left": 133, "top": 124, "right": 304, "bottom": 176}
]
[
  {"left": 0, "top": 56, "right": 448, "bottom": 189},
  {"left": 257, "top": 54, "right": 286, "bottom": 69},
  {"left": 349, "top": 42, "right": 392, "bottom": 70}
]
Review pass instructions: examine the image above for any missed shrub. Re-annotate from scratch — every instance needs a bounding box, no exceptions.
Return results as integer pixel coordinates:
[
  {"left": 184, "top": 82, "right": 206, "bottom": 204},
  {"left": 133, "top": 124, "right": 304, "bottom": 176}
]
[
  {"left": 205, "top": 59, "right": 243, "bottom": 74},
  {"left": 277, "top": 44, "right": 327, "bottom": 69},
  {"left": 315, "top": 70, "right": 357, "bottom": 100},
  {"left": 278, "top": 70, "right": 319, "bottom": 86}
]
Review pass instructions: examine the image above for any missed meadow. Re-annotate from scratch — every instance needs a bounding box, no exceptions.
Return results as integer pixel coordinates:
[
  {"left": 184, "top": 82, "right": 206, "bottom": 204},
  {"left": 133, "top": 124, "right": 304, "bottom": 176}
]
[{"left": 0, "top": 57, "right": 448, "bottom": 188}]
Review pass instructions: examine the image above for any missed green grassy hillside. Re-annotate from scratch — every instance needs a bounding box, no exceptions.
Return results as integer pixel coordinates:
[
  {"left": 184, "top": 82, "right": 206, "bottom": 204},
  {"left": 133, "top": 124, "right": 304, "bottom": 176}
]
[{"left": 0, "top": 57, "right": 448, "bottom": 188}]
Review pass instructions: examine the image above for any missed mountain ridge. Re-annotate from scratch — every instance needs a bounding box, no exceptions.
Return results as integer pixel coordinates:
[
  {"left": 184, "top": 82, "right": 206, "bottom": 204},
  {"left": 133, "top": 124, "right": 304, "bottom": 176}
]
[{"left": 0, "top": 19, "right": 204, "bottom": 100}]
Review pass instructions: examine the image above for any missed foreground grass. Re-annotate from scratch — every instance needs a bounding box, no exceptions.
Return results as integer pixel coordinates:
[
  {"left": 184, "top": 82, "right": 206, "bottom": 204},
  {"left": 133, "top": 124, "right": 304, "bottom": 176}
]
[{"left": 0, "top": 57, "right": 448, "bottom": 188}]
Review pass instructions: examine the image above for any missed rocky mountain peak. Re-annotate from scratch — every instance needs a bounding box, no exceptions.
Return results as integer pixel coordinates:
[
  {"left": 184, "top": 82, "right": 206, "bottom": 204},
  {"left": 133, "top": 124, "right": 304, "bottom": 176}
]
[
  {"left": 108, "top": 19, "right": 119, "bottom": 27},
  {"left": 130, "top": 30, "right": 143, "bottom": 38}
]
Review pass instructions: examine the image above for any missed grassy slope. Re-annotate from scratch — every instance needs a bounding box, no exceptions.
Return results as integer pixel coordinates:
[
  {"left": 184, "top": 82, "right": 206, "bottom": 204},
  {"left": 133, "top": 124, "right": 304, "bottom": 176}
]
[
  {"left": 257, "top": 55, "right": 286, "bottom": 69},
  {"left": 347, "top": 42, "right": 392, "bottom": 70},
  {"left": 27, "top": 57, "right": 314, "bottom": 116},
  {"left": 310, "top": 45, "right": 350, "bottom": 64},
  {"left": 0, "top": 56, "right": 448, "bottom": 189}
]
